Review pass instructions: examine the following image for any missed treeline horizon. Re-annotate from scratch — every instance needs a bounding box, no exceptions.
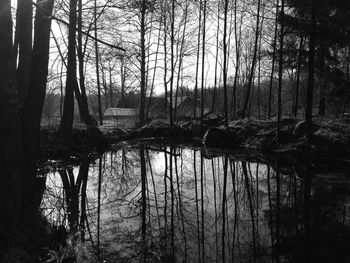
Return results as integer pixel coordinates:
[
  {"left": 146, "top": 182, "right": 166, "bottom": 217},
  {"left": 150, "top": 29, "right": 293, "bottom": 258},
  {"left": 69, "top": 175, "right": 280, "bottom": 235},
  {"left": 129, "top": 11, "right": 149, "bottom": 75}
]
[
  {"left": 34, "top": 0, "right": 350, "bottom": 144},
  {"left": 43, "top": 74, "right": 346, "bottom": 122}
]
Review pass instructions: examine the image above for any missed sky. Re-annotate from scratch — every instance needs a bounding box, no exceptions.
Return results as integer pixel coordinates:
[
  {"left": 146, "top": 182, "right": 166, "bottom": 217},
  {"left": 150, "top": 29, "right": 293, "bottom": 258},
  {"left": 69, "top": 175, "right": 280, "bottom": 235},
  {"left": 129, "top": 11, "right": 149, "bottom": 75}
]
[{"left": 13, "top": 0, "right": 276, "bottom": 97}]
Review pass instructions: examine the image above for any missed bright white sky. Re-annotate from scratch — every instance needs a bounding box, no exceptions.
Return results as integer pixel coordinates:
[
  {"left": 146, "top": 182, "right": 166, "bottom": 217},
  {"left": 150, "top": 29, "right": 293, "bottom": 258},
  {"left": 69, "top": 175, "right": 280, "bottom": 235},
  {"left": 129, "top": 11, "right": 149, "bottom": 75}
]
[{"left": 12, "top": 0, "right": 275, "bottom": 96}]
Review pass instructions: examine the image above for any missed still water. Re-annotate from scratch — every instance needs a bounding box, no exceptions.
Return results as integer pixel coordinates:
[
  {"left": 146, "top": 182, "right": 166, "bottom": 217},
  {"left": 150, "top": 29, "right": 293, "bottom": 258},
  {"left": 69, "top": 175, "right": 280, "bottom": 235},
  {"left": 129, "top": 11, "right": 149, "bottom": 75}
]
[{"left": 40, "top": 142, "right": 350, "bottom": 262}]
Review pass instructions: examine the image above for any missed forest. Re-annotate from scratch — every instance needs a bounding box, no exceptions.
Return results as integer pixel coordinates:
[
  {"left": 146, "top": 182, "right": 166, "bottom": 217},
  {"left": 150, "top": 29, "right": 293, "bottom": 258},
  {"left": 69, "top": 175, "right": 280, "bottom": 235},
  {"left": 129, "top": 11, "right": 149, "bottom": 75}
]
[
  {"left": 32, "top": 0, "right": 350, "bottom": 134},
  {"left": 1, "top": 0, "right": 350, "bottom": 262}
]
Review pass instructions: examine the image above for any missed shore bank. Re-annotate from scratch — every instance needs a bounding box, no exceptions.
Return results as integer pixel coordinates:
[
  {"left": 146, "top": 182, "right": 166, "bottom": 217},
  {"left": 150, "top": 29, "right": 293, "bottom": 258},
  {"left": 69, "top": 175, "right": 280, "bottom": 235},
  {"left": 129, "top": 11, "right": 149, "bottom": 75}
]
[{"left": 40, "top": 117, "right": 350, "bottom": 165}]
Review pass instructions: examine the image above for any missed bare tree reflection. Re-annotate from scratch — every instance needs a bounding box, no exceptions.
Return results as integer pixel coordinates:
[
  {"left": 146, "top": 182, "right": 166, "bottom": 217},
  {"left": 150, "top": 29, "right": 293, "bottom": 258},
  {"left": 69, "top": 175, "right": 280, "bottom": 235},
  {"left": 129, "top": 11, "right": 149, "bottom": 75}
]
[{"left": 40, "top": 145, "right": 350, "bottom": 262}]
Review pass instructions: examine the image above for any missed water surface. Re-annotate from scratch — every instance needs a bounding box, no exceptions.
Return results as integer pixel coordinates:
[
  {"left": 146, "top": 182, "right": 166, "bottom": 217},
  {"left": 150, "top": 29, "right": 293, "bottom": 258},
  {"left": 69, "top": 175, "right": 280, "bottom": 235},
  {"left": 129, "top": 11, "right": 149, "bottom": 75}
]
[{"left": 41, "top": 142, "right": 350, "bottom": 262}]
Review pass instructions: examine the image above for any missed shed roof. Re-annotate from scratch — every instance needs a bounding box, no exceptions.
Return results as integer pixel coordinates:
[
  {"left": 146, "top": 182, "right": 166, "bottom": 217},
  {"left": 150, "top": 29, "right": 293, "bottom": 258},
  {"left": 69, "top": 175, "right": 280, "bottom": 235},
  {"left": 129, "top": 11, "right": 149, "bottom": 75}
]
[{"left": 104, "top": 108, "right": 139, "bottom": 116}]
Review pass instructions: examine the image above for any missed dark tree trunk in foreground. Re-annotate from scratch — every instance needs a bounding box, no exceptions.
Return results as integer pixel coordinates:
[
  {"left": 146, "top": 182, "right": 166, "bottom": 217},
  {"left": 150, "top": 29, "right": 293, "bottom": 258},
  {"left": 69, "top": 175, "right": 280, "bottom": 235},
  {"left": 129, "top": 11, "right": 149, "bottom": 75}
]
[
  {"left": 0, "top": 0, "right": 23, "bottom": 256},
  {"left": 15, "top": 0, "right": 32, "bottom": 103},
  {"left": 59, "top": 0, "right": 78, "bottom": 137},
  {"left": 22, "top": 0, "right": 54, "bottom": 210},
  {"left": 1, "top": 0, "right": 54, "bottom": 259}
]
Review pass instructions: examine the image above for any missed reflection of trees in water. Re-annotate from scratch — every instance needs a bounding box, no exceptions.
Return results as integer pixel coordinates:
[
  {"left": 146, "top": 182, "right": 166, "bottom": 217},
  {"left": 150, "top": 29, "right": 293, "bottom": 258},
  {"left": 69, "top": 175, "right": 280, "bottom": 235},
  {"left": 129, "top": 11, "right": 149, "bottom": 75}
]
[
  {"left": 41, "top": 147, "right": 350, "bottom": 262},
  {"left": 108, "top": 148, "right": 277, "bottom": 262}
]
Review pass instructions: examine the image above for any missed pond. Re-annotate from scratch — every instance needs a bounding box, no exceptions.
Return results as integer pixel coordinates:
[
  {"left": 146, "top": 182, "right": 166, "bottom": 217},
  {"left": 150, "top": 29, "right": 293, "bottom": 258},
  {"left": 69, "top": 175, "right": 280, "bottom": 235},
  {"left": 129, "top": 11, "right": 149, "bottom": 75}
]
[{"left": 40, "top": 141, "right": 350, "bottom": 263}]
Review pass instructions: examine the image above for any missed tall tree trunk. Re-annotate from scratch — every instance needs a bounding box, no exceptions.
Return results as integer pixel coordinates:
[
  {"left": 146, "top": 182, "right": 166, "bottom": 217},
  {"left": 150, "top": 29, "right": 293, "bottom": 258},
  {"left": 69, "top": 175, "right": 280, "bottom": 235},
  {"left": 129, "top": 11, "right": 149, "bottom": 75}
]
[
  {"left": 169, "top": 0, "right": 175, "bottom": 125},
  {"left": 257, "top": 10, "right": 264, "bottom": 118},
  {"left": 0, "top": 0, "right": 22, "bottom": 254},
  {"left": 276, "top": 0, "right": 285, "bottom": 143},
  {"left": 146, "top": 20, "right": 162, "bottom": 118},
  {"left": 231, "top": 0, "right": 240, "bottom": 118},
  {"left": 108, "top": 62, "right": 115, "bottom": 108},
  {"left": 268, "top": 0, "right": 279, "bottom": 118},
  {"left": 200, "top": 0, "right": 207, "bottom": 125},
  {"left": 145, "top": 12, "right": 153, "bottom": 91},
  {"left": 101, "top": 66, "right": 109, "bottom": 109},
  {"left": 59, "top": 0, "right": 78, "bottom": 136},
  {"left": 223, "top": 0, "right": 229, "bottom": 127},
  {"left": 193, "top": 0, "right": 202, "bottom": 119},
  {"left": 174, "top": 0, "right": 189, "bottom": 121},
  {"left": 15, "top": 0, "right": 32, "bottom": 103},
  {"left": 163, "top": 3, "right": 168, "bottom": 113},
  {"left": 241, "top": 0, "right": 261, "bottom": 119},
  {"left": 318, "top": 48, "right": 326, "bottom": 116},
  {"left": 77, "top": 0, "right": 95, "bottom": 126},
  {"left": 342, "top": 47, "right": 350, "bottom": 115},
  {"left": 94, "top": 0, "right": 103, "bottom": 125},
  {"left": 257, "top": 42, "right": 261, "bottom": 118},
  {"left": 211, "top": 0, "right": 220, "bottom": 112},
  {"left": 22, "top": 0, "right": 54, "bottom": 210},
  {"left": 140, "top": 0, "right": 147, "bottom": 126},
  {"left": 294, "top": 35, "right": 304, "bottom": 117},
  {"left": 109, "top": 62, "right": 114, "bottom": 107},
  {"left": 305, "top": 0, "right": 317, "bottom": 144},
  {"left": 120, "top": 57, "right": 126, "bottom": 101},
  {"left": 290, "top": 69, "right": 295, "bottom": 115}
]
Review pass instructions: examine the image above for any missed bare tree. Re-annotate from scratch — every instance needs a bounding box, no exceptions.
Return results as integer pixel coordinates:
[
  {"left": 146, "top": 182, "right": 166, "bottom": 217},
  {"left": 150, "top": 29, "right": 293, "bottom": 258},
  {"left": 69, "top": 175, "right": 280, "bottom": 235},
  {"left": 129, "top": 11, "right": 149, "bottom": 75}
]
[
  {"left": 241, "top": 0, "right": 262, "bottom": 119},
  {"left": 193, "top": 0, "right": 202, "bottom": 119},
  {"left": 223, "top": 0, "right": 229, "bottom": 127},
  {"left": 305, "top": 0, "right": 317, "bottom": 143},
  {"left": 169, "top": 0, "right": 175, "bottom": 125},
  {"left": 94, "top": 0, "right": 103, "bottom": 125},
  {"left": 139, "top": 0, "right": 147, "bottom": 125},
  {"left": 268, "top": 0, "right": 279, "bottom": 118},
  {"left": 59, "top": 0, "right": 78, "bottom": 136},
  {"left": 200, "top": 0, "right": 207, "bottom": 125},
  {"left": 276, "top": 0, "right": 285, "bottom": 143}
]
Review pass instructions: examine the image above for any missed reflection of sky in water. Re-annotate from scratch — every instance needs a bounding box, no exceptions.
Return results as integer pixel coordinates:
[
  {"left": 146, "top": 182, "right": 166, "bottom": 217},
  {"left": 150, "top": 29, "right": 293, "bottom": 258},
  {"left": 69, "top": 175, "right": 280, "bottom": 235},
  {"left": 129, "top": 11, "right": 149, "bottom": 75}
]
[{"left": 41, "top": 145, "right": 350, "bottom": 262}]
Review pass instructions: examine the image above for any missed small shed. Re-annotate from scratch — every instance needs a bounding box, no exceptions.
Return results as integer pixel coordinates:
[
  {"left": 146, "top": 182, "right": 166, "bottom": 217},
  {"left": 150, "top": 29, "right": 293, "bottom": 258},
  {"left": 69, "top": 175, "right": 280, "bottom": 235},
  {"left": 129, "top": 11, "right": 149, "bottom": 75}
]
[{"left": 104, "top": 108, "right": 139, "bottom": 128}]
